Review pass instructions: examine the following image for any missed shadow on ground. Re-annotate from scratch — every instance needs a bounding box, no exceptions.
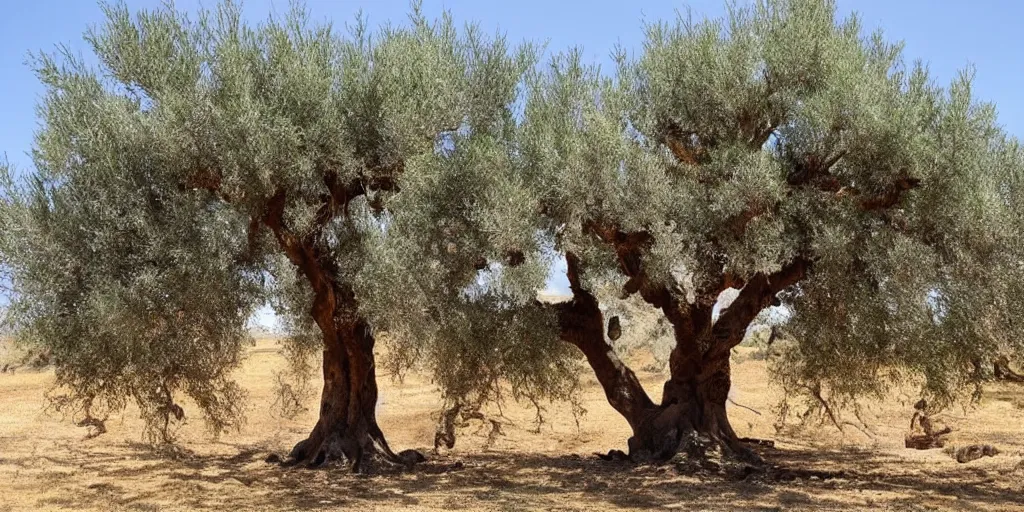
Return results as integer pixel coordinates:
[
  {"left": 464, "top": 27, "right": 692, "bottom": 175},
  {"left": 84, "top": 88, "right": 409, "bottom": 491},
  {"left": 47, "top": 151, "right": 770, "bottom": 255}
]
[{"left": 5, "top": 440, "right": 1023, "bottom": 511}]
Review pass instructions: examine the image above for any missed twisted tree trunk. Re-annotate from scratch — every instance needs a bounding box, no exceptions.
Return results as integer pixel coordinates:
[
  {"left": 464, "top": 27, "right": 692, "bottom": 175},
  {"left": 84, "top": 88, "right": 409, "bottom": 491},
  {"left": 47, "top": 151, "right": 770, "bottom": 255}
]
[
  {"left": 186, "top": 163, "right": 416, "bottom": 471},
  {"left": 557, "top": 246, "right": 808, "bottom": 463},
  {"left": 994, "top": 356, "right": 1024, "bottom": 383},
  {"left": 636, "top": 270, "right": 803, "bottom": 461},
  {"left": 555, "top": 254, "right": 654, "bottom": 432},
  {"left": 285, "top": 311, "right": 417, "bottom": 471},
  {"left": 263, "top": 190, "right": 422, "bottom": 472}
]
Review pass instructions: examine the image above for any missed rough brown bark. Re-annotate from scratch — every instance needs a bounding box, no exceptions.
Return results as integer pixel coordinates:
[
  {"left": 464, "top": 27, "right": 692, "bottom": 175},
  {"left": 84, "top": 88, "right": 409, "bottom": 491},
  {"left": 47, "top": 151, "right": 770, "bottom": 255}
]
[
  {"left": 554, "top": 252, "right": 740, "bottom": 462},
  {"left": 651, "top": 261, "right": 807, "bottom": 461},
  {"left": 184, "top": 158, "right": 417, "bottom": 472},
  {"left": 284, "top": 316, "right": 418, "bottom": 471},
  {"left": 263, "top": 190, "right": 422, "bottom": 472},
  {"left": 560, "top": 223, "right": 810, "bottom": 463},
  {"left": 569, "top": 117, "right": 918, "bottom": 464},
  {"left": 556, "top": 252, "right": 655, "bottom": 432}
]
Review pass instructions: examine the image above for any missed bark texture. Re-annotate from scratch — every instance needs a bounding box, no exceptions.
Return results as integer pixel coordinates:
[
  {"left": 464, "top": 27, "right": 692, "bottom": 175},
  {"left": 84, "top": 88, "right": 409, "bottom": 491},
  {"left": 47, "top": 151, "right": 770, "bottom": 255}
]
[
  {"left": 188, "top": 164, "right": 418, "bottom": 472},
  {"left": 263, "top": 188, "right": 422, "bottom": 471},
  {"left": 557, "top": 223, "right": 809, "bottom": 463},
  {"left": 994, "top": 356, "right": 1024, "bottom": 383}
]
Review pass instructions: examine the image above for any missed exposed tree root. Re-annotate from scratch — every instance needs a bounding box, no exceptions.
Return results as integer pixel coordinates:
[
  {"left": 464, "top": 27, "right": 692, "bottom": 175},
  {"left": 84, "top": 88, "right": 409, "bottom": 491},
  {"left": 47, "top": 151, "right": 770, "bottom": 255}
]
[
  {"left": 594, "top": 449, "right": 630, "bottom": 461},
  {"left": 904, "top": 431, "right": 950, "bottom": 450},
  {"left": 433, "top": 400, "right": 507, "bottom": 454},
  {"left": 595, "top": 428, "right": 771, "bottom": 468},
  {"left": 267, "top": 421, "right": 425, "bottom": 474},
  {"left": 664, "top": 447, "right": 845, "bottom": 483},
  {"left": 738, "top": 437, "right": 775, "bottom": 448},
  {"left": 729, "top": 464, "right": 847, "bottom": 482}
]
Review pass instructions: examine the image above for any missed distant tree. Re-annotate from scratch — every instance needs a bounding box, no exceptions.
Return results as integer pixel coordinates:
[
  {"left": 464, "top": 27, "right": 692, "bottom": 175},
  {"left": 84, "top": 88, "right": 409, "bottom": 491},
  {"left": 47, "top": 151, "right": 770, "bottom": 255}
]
[
  {"left": 0, "top": 1, "right": 572, "bottom": 471},
  {"left": 383, "top": 0, "right": 1024, "bottom": 462}
]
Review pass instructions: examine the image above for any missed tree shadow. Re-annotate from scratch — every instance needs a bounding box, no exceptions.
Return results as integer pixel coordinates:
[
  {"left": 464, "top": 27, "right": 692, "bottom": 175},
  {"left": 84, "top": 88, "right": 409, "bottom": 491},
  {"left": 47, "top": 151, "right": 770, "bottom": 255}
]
[{"left": 8, "top": 441, "right": 1024, "bottom": 511}]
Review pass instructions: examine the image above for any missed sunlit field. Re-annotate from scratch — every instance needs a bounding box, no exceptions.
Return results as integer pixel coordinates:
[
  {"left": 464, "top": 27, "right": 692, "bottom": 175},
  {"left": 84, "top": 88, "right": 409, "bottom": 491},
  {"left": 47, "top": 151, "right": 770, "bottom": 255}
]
[{"left": 2, "top": 337, "right": 1023, "bottom": 511}]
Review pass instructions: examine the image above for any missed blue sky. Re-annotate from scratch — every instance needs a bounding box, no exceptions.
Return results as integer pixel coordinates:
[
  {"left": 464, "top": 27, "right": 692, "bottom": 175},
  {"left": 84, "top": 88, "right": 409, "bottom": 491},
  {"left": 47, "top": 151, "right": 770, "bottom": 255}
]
[
  {"left": 4, "top": 0, "right": 1024, "bottom": 171},
  {"left": 3, "top": 0, "right": 1023, "bottom": 328}
]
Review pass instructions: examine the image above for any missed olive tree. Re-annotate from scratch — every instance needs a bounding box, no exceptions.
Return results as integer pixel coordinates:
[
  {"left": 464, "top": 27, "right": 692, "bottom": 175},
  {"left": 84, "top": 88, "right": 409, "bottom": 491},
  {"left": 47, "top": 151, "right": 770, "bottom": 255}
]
[
  {"left": 383, "top": 0, "right": 1024, "bottom": 462},
  {"left": 0, "top": 0, "right": 568, "bottom": 471}
]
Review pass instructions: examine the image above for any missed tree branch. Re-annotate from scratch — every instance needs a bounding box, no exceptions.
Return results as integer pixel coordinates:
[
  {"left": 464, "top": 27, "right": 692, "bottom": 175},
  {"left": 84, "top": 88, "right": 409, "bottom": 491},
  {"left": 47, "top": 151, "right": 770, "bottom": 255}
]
[
  {"left": 545, "top": 252, "right": 655, "bottom": 428},
  {"left": 857, "top": 176, "right": 921, "bottom": 211},
  {"left": 785, "top": 149, "right": 847, "bottom": 190},
  {"left": 710, "top": 256, "right": 811, "bottom": 354},
  {"left": 658, "top": 119, "right": 711, "bottom": 166}
]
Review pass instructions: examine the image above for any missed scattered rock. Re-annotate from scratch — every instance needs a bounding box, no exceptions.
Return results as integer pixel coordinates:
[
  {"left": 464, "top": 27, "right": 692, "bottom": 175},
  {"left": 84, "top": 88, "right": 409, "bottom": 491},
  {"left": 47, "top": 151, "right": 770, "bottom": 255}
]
[
  {"left": 953, "top": 444, "right": 1000, "bottom": 464},
  {"left": 264, "top": 453, "right": 282, "bottom": 464}
]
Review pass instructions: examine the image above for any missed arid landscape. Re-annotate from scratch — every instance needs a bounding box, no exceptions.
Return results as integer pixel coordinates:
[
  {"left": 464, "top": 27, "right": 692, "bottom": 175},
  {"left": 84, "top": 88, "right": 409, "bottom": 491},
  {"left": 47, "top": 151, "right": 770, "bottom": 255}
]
[
  {"left": 3, "top": 0, "right": 1024, "bottom": 510},
  {"left": 2, "top": 337, "right": 1022, "bottom": 511}
]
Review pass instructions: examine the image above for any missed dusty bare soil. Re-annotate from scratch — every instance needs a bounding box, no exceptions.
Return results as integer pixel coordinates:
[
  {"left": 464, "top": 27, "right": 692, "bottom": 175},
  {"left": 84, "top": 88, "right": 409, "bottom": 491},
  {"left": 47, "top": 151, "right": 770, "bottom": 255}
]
[{"left": 2, "top": 338, "right": 1023, "bottom": 511}]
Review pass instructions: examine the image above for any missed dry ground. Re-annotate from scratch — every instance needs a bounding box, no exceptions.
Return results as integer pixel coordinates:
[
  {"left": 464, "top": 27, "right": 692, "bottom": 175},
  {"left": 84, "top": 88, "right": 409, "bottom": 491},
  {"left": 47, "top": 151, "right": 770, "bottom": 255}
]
[{"left": 1, "top": 338, "right": 1023, "bottom": 511}]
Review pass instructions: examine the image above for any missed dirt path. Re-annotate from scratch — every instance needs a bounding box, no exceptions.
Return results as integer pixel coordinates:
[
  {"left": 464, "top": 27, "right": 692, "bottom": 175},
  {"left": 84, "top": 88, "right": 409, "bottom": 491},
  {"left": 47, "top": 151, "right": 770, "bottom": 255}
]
[{"left": 1, "top": 339, "right": 1023, "bottom": 511}]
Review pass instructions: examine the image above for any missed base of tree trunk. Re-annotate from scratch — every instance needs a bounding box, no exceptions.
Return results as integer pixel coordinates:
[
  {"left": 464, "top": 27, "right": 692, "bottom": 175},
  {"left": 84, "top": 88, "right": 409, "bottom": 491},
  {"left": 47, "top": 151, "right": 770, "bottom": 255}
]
[
  {"left": 554, "top": 252, "right": 776, "bottom": 469},
  {"left": 278, "top": 418, "right": 425, "bottom": 473},
  {"left": 272, "top": 319, "right": 425, "bottom": 473},
  {"left": 620, "top": 354, "right": 763, "bottom": 465},
  {"left": 595, "top": 386, "right": 764, "bottom": 466},
  {"left": 595, "top": 419, "right": 764, "bottom": 465}
]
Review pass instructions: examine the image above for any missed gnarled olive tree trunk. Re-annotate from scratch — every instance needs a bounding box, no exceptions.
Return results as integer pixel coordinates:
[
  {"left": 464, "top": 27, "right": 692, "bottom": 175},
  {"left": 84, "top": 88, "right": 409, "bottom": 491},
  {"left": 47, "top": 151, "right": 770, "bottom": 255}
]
[
  {"left": 557, "top": 249, "right": 807, "bottom": 463},
  {"left": 286, "top": 310, "right": 415, "bottom": 471},
  {"left": 263, "top": 190, "right": 422, "bottom": 472}
]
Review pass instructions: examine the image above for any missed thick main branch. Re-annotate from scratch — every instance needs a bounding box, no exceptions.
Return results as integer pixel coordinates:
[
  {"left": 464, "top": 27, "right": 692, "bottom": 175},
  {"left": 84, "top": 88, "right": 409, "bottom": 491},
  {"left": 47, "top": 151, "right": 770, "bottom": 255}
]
[{"left": 551, "top": 252, "right": 655, "bottom": 429}]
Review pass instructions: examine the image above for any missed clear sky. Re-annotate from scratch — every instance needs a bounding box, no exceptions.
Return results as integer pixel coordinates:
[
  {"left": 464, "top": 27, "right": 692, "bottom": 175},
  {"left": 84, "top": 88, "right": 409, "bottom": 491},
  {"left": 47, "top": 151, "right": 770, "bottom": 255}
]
[{"left": 2, "top": 0, "right": 1022, "bottom": 327}]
